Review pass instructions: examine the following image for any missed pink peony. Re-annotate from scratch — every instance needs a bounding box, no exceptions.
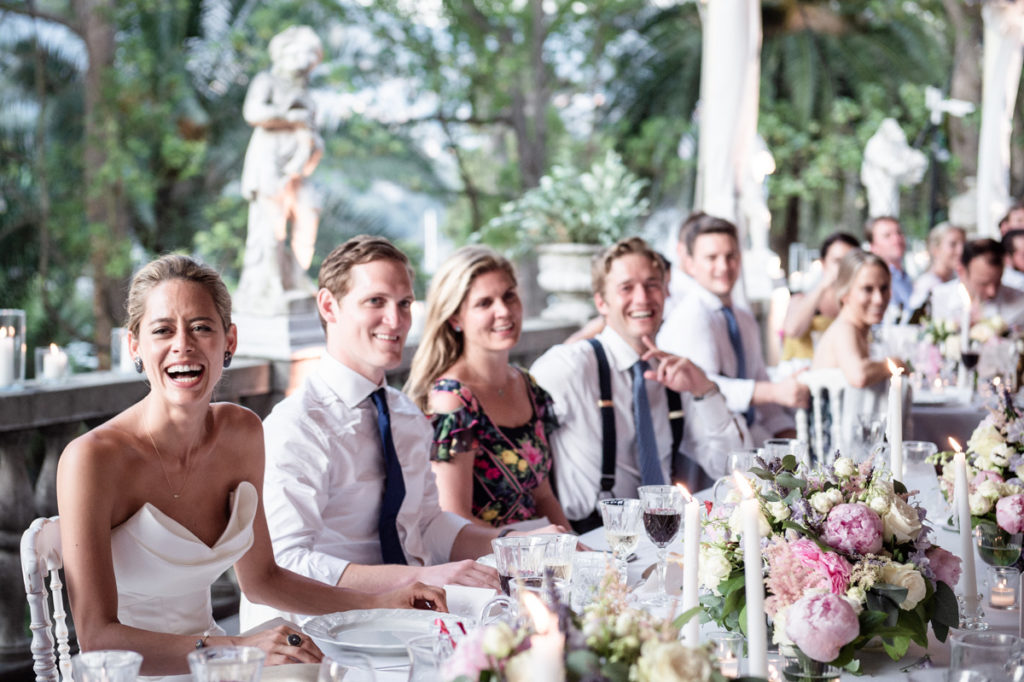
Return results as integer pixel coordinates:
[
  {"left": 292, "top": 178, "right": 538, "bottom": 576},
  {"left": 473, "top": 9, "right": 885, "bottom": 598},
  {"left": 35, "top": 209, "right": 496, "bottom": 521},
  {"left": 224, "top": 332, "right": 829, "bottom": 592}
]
[
  {"left": 973, "top": 470, "right": 1005, "bottom": 486},
  {"left": 790, "top": 539, "right": 852, "bottom": 594},
  {"left": 822, "top": 503, "right": 884, "bottom": 555},
  {"left": 996, "top": 494, "right": 1024, "bottom": 534},
  {"left": 926, "top": 546, "right": 962, "bottom": 587},
  {"left": 785, "top": 593, "right": 860, "bottom": 663}
]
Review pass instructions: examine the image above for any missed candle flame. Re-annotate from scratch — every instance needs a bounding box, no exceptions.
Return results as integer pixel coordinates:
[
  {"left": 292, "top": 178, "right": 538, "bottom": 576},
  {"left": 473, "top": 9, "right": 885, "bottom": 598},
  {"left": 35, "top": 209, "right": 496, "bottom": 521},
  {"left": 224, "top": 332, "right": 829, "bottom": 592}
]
[
  {"left": 886, "top": 358, "right": 903, "bottom": 376},
  {"left": 0, "top": 327, "right": 7, "bottom": 339},
  {"left": 732, "top": 470, "right": 754, "bottom": 499},
  {"left": 676, "top": 483, "right": 692, "bottom": 502},
  {"left": 995, "top": 376, "right": 1002, "bottom": 387},
  {"left": 520, "top": 591, "right": 556, "bottom": 635},
  {"left": 49, "top": 343, "right": 59, "bottom": 354},
  {"left": 948, "top": 437, "right": 962, "bottom": 453}
]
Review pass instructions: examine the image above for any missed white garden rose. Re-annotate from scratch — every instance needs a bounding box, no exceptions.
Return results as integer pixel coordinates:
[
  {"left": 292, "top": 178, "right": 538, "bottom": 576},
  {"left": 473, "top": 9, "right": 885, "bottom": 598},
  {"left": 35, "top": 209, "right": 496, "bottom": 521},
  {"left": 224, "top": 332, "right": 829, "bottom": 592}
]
[
  {"left": 728, "top": 504, "right": 771, "bottom": 539},
  {"left": 880, "top": 562, "right": 927, "bottom": 610},
  {"left": 770, "top": 607, "right": 794, "bottom": 646},
  {"left": 833, "top": 457, "right": 856, "bottom": 478},
  {"left": 845, "top": 585, "right": 867, "bottom": 608},
  {"left": 977, "top": 479, "right": 1003, "bottom": 500},
  {"left": 882, "top": 495, "right": 923, "bottom": 543},
  {"left": 969, "top": 491, "right": 993, "bottom": 516},
  {"left": 614, "top": 611, "right": 638, "bottom": 637},
  {"left": 767, "top": 500, "right": 791, "bottom": 522},
  {"left": 481, "top": 622, "right": 515, "bottom": 659},
  {"left": 810, "top": 488, "right": 844, "bottom": 514},
  {"left": 699, "top": 546, "right": 733, "bottom": 594},
  {"left": 634, "top": 640, "right": 713, "bottom": 682},
  {"left": 968, "top": 421, "right": 1003, "bottom": 459}
]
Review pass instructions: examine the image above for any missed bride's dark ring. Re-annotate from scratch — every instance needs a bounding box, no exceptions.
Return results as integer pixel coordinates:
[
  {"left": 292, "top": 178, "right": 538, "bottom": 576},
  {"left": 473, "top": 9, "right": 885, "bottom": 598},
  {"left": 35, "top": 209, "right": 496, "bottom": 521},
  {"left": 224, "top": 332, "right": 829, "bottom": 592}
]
[{"left": 287, "top": 633, "right": 302, "bottom": 647}]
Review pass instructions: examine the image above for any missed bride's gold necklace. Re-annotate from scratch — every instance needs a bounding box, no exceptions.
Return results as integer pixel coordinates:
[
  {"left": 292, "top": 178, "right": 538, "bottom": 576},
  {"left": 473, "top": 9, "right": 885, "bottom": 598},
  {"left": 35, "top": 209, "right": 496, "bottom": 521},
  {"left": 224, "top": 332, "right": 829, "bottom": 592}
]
[{"left": 145, "top": 412, "right": 199, "bottom": 500}]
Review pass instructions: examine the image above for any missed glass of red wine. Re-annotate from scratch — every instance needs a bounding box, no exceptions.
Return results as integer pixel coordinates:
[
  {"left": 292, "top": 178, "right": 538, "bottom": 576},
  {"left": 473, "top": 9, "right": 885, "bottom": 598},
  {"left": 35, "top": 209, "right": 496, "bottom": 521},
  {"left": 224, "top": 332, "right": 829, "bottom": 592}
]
[
  {"left": 638, "top": 484, "right": 684, "bottom": 605},
  {"left": 961, "top": 344, "right": 980, "bottom": 402}
]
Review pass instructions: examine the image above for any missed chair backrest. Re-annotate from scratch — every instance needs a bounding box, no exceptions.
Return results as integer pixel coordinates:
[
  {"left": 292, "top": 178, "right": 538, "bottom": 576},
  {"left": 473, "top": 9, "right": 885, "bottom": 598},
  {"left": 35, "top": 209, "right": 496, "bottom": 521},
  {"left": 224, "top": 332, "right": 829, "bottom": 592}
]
[
  {"left": 21, "top": 516, "right": 74, "bottom": 682},
  {"left": 796, "top": 368, "right": 848, "bottom": 465}
]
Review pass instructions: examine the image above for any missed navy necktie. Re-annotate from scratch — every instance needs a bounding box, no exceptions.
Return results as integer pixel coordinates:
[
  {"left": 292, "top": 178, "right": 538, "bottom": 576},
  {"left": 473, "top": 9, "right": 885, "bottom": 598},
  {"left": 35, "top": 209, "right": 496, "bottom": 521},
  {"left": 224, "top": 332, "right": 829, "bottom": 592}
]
[
  {"left": 632, "top": 360, "right": 665, "bottom": 485},
  {"left": 721, "top": 306, "right": 755, "bottom": 426},
  {"left": 370, "top": 388, "right": 407, "bottom": 565}
]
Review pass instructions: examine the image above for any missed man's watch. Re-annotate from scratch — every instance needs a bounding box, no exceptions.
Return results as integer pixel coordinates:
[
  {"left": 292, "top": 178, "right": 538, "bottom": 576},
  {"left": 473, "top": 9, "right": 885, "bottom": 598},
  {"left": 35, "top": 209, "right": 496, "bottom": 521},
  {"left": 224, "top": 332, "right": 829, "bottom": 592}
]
[{"left": 693, "top": 383, "right": 720, "bottom": 401}]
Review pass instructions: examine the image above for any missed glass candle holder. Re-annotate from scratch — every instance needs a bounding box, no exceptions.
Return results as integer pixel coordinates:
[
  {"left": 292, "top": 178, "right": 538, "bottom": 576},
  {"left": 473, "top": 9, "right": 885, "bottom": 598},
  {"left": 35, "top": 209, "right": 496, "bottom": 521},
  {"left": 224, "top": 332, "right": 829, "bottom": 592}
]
[
  {"left": 35, "top": 344, "right": 69, "bottom": 382},
  {"left": 0, "top": 309, "right": 26, "bottom": 389},
  {"left": 989, "top": 566, "right": 1020, "bottom": 610}
]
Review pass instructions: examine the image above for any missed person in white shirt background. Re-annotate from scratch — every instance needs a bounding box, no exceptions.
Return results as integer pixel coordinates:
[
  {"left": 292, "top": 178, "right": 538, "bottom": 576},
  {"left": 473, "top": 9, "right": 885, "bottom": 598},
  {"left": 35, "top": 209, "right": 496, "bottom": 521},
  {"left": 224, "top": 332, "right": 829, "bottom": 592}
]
[
  {"left": 532, "top": 236, "right": 747, "bottom": 531},
  {"left": 908, "top": 222, "right": 965, "bottom": 314},
  {"left": 1001, "top": 229, "right": 1024, "bottom": 292},
  {"left": 658, "top": 213, "right": 809, "bottom": 445},
  {"left": 242, "top": 236, "right": 566, "bottom": 629},
  {"left": 931, "top": 237, "right": 1024, "bottom": 332}
]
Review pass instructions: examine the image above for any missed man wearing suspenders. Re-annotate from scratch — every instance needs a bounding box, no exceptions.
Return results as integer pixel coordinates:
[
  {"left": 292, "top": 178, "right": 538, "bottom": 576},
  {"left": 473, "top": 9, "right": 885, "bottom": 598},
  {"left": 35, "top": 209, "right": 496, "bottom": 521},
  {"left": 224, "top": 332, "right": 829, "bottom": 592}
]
[{"left": 532, "top": 237, "right": 749, "bottom": 533}]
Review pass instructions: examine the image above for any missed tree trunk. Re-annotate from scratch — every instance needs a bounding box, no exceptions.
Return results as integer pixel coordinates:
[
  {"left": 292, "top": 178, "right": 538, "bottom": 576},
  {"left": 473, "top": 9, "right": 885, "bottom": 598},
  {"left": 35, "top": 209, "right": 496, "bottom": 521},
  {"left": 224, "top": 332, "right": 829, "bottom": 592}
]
[
  {"left": 73, "top": 0, "right": 124, "bottom": 368},
  {"left": 943, "top": 0, "right": 982, "bottom": 190},
  {"left": 509, "top": 0, "right": 549, "bottom": 189}
]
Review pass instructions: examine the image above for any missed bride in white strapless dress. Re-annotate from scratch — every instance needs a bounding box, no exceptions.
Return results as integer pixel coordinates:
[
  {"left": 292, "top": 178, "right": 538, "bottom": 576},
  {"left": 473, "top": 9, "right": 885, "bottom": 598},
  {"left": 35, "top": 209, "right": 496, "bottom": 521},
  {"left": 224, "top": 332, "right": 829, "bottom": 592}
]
[{"left": 56, "top": 256, "right": 445, "bottom": 678}]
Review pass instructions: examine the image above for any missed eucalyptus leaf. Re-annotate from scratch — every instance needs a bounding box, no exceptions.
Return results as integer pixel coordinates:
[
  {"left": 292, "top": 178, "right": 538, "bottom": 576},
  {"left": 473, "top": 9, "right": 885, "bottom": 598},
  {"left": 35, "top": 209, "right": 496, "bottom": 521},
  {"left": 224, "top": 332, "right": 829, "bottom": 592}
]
[{"left": 775, "top": 472, "right": 807, "bottom": 490}]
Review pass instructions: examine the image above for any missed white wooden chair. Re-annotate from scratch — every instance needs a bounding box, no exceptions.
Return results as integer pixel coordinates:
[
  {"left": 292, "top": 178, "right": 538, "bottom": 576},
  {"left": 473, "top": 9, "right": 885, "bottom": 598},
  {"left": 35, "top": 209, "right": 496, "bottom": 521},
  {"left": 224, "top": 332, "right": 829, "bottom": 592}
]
[
  {"left": 21, "top": 516, "right": 74, "bottom": 682},
  {"left": 796, "top": 368, "right": 848, "bottom": 465}
]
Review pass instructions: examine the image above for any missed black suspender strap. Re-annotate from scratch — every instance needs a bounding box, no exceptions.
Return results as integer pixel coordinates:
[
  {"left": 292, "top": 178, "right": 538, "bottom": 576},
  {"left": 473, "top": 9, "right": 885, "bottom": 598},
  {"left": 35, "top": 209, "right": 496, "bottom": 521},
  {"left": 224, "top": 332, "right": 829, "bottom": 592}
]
[
  {"left": 666, "top": 389, "right": 684, "bottom": 459},
  {"left": 586, "top": 339, "right": 617, "bottom": 496}
]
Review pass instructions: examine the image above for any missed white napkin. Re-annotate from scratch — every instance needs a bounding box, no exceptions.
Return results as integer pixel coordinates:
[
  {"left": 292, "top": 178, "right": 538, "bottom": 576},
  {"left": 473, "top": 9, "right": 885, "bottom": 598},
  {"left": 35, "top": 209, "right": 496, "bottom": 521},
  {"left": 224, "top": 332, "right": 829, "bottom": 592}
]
[{"left": 444, "top": 584, "right": 498, "bottom": 621}]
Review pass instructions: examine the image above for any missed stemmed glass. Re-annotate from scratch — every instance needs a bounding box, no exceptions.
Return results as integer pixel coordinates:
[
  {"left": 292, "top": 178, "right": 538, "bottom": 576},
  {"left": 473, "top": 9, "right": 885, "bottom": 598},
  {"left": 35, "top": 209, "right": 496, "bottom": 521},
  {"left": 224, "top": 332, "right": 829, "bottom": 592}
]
[
  {"left": 600, "top": 498, "right": 642, "bottom": 576},
  {"left": 975, "top": 521, "right": 1023, "bottom": 613},
  {"left": 638, "top": 484, "right": 683, "bottom": 605},
  {"left": 712, "top": 449, "right": 759, "bottom": 503},
  {"left": 961, "top": 341, "right": 981, "bottom": 403}
]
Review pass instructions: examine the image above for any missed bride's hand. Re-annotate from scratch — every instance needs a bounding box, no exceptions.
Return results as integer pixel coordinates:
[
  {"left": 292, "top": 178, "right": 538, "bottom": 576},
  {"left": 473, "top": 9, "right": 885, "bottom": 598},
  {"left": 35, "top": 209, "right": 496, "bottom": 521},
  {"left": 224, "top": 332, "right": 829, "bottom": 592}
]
[{"left": 237, "top": 624, "right": 323, "bottom": 666}]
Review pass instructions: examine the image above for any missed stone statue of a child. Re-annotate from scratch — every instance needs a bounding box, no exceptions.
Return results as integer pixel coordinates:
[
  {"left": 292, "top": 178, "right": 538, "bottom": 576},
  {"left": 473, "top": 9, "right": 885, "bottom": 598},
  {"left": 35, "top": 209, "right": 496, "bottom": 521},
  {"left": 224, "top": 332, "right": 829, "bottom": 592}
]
[{"left": 236, "top": 25, "right": 324, "bottom": 314}]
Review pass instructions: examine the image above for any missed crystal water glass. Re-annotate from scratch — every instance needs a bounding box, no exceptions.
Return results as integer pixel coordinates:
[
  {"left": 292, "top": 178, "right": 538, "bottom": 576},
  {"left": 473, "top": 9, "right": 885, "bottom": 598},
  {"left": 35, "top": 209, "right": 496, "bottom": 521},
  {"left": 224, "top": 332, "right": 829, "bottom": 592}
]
[
  {"left": 599, "top": 498, "right": 642, "bottom": 571},
  {"left": 975, "top": 521, "right": 1024, "bottom": 613},
  {"left": 638, "top": 484, "right": 683, "bottom": 605}
]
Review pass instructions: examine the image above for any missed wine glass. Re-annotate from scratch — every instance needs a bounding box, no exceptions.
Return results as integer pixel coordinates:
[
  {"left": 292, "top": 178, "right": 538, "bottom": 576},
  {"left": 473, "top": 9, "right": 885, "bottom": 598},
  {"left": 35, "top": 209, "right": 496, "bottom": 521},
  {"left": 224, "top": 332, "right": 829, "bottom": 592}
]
[
  {"left": 599, "top": 498, "right": 642, "bottom": 574},
  {"left": 712, "top": 448, "right": 760, "bottom": 503},
  {"left": 975, "top": 521, "right": 1023, "bottom": 613},
  {"left": 638, "top": 484, "right": 683, "bottom": 605},
  {"left": 962, "top": 342, "right": 981, "bottom": 402}
]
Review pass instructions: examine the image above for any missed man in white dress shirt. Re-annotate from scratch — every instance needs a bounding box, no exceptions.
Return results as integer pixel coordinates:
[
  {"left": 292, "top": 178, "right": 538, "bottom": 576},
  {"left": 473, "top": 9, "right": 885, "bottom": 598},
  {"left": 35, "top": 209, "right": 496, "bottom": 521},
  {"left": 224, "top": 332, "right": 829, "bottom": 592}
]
[
  {"left": 241, "top": 236, "right": 508, "bottom": 629},
  {"left": 867, "top": 216, "right": 912, "bottom": 316},
  {"left": 1001, "top": 230, "right": 1024, "bottom": 291},
  {"left": 532, "top": 237, "right": 748, "bottom": 532},
  {"left": 658, "top": 213, "right": 808, "bottom": 446},
  {"left": 932, "top": 237, "right": 1024, "bottom": 332}
]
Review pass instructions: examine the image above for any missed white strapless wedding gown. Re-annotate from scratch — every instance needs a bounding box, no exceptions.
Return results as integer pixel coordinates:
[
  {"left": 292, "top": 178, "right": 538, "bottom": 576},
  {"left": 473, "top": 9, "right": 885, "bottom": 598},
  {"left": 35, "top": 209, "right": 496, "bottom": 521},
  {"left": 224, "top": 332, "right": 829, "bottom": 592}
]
[{"left": 109, "top": 481, "right": 257, "bottom": 679}]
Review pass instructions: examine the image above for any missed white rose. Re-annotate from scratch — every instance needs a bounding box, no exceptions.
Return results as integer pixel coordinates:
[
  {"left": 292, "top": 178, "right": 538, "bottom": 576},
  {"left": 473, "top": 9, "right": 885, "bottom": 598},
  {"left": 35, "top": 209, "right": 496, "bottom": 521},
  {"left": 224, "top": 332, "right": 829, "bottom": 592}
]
[
  {"left": 767, "top": 500, "right": 791, "bottom": 522},
  {"left": 880, "top": 562, "right": 927, "bottom": 610},
  {"left": 834, "top": 457, "right": 856, "bottom": 478},
  {"left": 634, "top": 640, "right": 713, "bottom": 682},
  {"left": 977, "top": 479, "right": 1003, "bottom": 500},
  {"left": 728, "top": 505, "right": 771, "bottom": 539},
  {"left": 811, "top": 488, "right": 844, "bottom": 514},
  {"left": 969, "top": 491, "right": 993, "bottom": 516},
  {"left": 882, "top": 495, "right": 923, "bottom": 543},
  {"left": 503, "top": 651, "right": 534, "bottom": 682},
  {"left": 481, "top": 622, "right": 515, "bottom": 659},
  {"left": 845, "top": 586, "right": 867, "bottom": 609},
  {"left": 614, "top": 611, "right": 636, "bottom": 637},
  {"left": 771, "top": 607, "right": 793, "bottom": 647},
  {"left": 699, "top": 546, "right": 732, "bottom": 594},
  {"left": 968, "top": 422, "right": 1003, "bottom": 459}
]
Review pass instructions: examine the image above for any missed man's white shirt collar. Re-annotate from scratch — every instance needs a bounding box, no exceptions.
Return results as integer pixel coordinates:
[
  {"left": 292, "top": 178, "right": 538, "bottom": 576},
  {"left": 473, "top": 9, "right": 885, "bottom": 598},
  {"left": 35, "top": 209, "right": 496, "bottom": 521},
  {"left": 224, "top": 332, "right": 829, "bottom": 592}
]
[{"left": 318, "top": 351, "right": 386, "bottom": 408}]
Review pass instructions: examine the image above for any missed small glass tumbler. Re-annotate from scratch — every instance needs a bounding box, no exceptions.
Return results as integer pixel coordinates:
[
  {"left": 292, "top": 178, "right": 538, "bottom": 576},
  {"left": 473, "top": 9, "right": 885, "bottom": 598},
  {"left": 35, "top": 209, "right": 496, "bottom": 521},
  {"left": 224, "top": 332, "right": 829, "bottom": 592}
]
[
  {"left": 188, "top": 645, "right": 265, "bottom": 682},
  {"left": 570, "top": 551, "right": 612, "bottom": 613},
  {"left": 709, "top": 631, "right": 744, "bottom": 679},
  {"left": 540, "top": 533, "right": 577, "bottom": 597},
  {"left": 949, "top": 631, "right": 1024, "bottom": 682},
  {"left": 0, "top": 308, "right": 26, "bottom": 389},
  {"left": 491, "top": 535, "right": 551, "bottom": 596},
  {"left": 407, "top": 633, "right": 452, "bottom": 682},
  {"left": 71, "top": 650, "right": 142, "bottom": 682}
]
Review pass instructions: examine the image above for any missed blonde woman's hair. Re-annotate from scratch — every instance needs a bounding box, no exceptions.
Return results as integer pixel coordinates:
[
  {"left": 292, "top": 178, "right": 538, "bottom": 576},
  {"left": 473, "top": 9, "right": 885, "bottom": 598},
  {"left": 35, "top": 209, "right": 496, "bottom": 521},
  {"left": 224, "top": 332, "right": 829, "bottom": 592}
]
[
  {"left": 405, "top": 246, "right": 517, "bottom": 412},
  {"left": 833, "top": 249, "right": 890, "bottom": 308},
  {"left": 126, "top": 254, "right": 231, "bottom": 336}
]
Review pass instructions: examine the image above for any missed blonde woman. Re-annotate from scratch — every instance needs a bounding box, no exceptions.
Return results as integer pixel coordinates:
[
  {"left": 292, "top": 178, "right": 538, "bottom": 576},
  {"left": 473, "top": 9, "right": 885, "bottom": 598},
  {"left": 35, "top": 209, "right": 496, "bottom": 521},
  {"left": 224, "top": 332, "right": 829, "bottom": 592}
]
[
  {"left": 406, "top": 246, "right": 571, "bottom": 529},
  {"left": 57, "top": 255, "right": 443, "bottom": 677}
]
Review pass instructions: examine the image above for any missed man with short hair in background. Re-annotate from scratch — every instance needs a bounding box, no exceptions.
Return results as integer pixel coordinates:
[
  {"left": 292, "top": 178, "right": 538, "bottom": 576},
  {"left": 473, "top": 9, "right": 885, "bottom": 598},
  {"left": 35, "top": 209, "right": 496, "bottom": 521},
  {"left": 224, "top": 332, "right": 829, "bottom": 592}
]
[{"left": 866, "top": 216, "right": 912, "bottom": 315}]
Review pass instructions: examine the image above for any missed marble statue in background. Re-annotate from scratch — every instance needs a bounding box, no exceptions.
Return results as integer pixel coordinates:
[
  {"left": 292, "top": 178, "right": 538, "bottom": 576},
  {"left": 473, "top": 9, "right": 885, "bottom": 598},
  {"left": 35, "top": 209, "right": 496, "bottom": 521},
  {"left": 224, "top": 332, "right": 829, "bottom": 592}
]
[
  {"left": 236, "top": 25, "right": 323, "bottom": 314},
  {"left": 860, "top": 118, "right": 927, "bottom": 218}
]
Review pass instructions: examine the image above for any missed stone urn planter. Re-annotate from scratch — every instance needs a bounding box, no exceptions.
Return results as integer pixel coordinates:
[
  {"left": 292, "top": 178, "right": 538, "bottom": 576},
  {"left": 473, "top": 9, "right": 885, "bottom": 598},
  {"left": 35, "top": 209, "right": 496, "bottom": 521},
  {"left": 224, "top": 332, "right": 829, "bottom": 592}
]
[{"left": 536, "top": 243, "right": 602, "bottom": 324}]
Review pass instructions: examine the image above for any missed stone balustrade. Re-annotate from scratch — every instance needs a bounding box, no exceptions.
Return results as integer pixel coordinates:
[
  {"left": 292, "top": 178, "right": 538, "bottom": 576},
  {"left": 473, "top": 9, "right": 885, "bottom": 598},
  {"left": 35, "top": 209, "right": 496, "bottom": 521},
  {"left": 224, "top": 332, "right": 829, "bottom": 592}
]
[{"left": 0, "top": 318, "right": 577, "bottom": 679}]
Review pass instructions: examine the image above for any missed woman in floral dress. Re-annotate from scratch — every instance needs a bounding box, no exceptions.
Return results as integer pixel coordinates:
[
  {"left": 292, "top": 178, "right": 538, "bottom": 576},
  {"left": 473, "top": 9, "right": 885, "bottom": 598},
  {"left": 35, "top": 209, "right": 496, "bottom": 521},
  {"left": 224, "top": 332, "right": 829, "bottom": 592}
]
[{"left": 406, "top": 246, "right": 572, "bottom": 528}]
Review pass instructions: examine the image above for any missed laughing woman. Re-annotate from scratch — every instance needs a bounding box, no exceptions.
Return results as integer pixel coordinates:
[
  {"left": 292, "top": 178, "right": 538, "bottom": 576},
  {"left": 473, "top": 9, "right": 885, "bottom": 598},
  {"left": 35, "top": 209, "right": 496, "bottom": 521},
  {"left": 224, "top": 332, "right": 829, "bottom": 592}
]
[
  {"left": 57, "top": 255, "right": 443, "bottom": 678},
  {"left": 406, "top": 246, "right": 571, "bottom": 529}
]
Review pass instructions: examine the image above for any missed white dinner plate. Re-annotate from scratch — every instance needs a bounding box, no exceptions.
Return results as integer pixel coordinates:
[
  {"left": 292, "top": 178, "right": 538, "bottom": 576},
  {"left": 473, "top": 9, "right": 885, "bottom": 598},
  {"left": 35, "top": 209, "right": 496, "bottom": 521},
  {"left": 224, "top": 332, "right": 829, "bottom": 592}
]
[{"left": 304, "top": 609, "right": 462, "bottom": 655}]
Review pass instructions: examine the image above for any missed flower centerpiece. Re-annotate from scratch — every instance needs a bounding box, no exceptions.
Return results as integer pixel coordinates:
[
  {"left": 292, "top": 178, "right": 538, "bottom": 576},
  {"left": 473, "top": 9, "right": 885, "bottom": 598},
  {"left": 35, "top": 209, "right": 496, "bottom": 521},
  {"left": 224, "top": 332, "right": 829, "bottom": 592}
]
[
  {"left": 443, "top": 572, "right": 725, "bottom": 682},
  {"left": 929, "top": 382, "right": 1024, "bottom": 532},
  {"left": 700, "top": 455, "right": 960, "bottom": 675}
]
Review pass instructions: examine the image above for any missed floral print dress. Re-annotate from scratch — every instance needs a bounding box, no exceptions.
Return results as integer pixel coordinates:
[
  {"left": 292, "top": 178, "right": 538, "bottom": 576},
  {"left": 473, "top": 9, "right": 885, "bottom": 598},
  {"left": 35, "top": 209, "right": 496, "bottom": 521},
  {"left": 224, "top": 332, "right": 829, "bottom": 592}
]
[{"left": 430, "top": 369, "right": 558, "bottom": 527}]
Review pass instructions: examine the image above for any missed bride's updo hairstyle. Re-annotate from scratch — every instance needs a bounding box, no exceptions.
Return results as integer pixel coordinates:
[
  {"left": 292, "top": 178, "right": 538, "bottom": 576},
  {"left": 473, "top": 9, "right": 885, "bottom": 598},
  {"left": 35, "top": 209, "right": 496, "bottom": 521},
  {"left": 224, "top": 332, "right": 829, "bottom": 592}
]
[{"left": 125, "top": 255, "right": 233, "bottom": 336}]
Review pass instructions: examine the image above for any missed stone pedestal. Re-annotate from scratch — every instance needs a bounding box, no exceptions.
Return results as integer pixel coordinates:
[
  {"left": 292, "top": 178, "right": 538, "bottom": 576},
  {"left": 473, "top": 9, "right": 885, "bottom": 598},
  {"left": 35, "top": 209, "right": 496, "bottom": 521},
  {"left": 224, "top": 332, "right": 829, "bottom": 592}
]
[{"left": 233, "top": 295, "right": 324, "bottom": 361}]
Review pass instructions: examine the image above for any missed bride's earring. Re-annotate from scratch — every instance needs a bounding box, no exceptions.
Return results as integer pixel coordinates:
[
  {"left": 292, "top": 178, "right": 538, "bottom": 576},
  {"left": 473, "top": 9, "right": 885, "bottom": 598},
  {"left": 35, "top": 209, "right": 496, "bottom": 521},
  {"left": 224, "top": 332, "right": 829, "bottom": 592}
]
[{"left": 133, "top": 356, "right": 144, "bottom": 374}]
